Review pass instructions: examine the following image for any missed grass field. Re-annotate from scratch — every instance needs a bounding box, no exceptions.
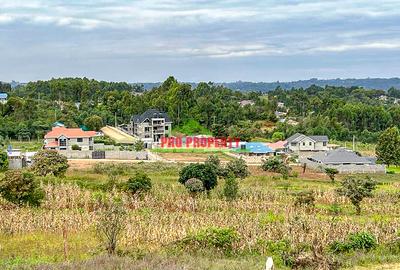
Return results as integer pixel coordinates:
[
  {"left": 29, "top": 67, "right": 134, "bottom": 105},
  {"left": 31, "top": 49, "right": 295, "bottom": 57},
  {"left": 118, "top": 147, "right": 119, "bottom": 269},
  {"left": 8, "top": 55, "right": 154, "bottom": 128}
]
[{"left": 1, "top": 161, "right": 400, "bottom": 270}]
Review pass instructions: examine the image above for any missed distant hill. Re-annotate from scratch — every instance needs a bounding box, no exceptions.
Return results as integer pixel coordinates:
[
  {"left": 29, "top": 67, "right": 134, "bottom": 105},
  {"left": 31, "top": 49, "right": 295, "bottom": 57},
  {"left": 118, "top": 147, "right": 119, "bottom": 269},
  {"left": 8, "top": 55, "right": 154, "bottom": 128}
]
[{"left": 137, "top": 78, "right": 400, "bottom": 92}]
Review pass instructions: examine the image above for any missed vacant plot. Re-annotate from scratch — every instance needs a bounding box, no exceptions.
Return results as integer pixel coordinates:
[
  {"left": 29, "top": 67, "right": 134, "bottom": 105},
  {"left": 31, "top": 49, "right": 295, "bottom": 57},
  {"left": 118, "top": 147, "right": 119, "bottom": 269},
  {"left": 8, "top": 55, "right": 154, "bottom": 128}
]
[
  {"left": 100, "top": 126, "right": 136, "bottom": 144},
  {"left": 0, "top": 161, "right": 399, "bottom": 269}
]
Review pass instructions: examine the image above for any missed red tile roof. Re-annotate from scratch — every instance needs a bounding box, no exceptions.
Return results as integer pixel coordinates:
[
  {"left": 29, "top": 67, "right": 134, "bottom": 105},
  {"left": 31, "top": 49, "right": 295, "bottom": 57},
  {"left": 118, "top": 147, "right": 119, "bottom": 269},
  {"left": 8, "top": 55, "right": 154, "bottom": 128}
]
[
  {"left": 266, "top": 140, "right": 287, "bottom": 150},
  {"left": 44, "top": 127, "right": 96, "bottom": 139},
  {"left": 44, "top": 141, "right": 59, "bottom": 148}
]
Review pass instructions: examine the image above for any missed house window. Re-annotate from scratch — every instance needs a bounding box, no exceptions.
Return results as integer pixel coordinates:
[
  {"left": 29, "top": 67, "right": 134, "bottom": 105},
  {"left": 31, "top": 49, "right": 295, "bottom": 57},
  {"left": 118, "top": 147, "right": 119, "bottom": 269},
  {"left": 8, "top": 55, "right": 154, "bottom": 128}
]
[
  {"left": 145, "top": 127, "right": 150, "bottom": 132},
  {"left": 59, "top": 139, "right": 67, "bottom": 146},
  {"left": 303, "top": 142, "right": 305, "bottom": 146},
  {"left": 165, "top": 126, "right": 168, "bottom": 130},
  {"left": 77, "top": 138, "right": 83, "bottom": 143},
  {"left": 323, "top": 142, "right": 327, "bottom": 146},
  {"left": 291, "top": 142, "right": 297, "bottom": 146},
  {"left": 309, "top": 142, "right": 312, "bottom": 146}
]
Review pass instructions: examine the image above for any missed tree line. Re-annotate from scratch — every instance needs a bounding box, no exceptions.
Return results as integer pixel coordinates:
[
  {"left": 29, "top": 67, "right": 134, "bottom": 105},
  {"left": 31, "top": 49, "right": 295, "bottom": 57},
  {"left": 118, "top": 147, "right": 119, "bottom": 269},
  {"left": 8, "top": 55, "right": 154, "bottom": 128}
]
[{"left": 0, "top": 76, "right": 399, "bottom": 143}]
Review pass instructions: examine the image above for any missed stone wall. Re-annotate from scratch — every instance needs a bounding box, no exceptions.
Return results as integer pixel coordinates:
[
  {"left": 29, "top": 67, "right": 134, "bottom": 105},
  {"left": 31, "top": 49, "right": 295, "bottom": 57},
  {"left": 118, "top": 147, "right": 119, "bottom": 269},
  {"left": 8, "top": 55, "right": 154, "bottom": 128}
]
[
  {"left": 58, "top": 150, "right": 148, "bottom": 160},
  {"left": 300, "top": 157, "right": 386, "bottom": 174}
]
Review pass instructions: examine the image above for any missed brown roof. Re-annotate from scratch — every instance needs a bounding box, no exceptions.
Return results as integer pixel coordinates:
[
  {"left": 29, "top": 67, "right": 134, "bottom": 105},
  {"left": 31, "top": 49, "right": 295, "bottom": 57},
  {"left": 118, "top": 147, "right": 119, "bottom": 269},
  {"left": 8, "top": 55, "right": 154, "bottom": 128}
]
[{"left": 44, "top": 127, "right": 96, "bottom": 139}]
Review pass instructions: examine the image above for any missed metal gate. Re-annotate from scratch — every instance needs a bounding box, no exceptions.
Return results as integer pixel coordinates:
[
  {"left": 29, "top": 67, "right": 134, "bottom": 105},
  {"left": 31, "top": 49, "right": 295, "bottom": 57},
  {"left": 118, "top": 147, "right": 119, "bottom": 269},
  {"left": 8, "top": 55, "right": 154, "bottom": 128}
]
[{"left": 92, "top": 151, "right": 105, "bottom": 159}]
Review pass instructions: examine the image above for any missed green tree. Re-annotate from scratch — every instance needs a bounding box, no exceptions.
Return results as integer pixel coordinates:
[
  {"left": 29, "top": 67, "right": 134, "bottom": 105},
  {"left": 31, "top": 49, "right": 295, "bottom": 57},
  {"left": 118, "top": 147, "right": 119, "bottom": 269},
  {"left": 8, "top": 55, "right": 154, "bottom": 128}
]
[
  {"left": 125, "top": 172, "right": 152, "bottom": 195},
  {"left": 271, "top": 131, "right": 285, "bottom": 142},
  {"left": 376, "top": 127, "right": 400, "bottom": 166},
  {"left": 261, "top": 157, "right": 291, "bottom": 179},
  {"left": 223, "top": 173, "right": 239, "bottom": 201},
  {"left": 336, "top": 176, "right": 377, "bottom": 215},
  {"left": 0, "top": 170, "right": 44, "bottom": 206},
  {"left": 205, "top": 155, "right": 225, "bottom": 176},
  {"left": 0, "top": 151, "right": 9, "bottom": 171},
  {"left": 84, "top": 115, "right": 103, "bottom": 131},
  {"left": 31, "top": 149, "right": 69, "bottom": 177},
  {"left": 325, "top": 167, "right": 339, "bottom": 182},
  {"left": 225, "top": 158, "right": 249, "bottom": 180},
  {"left": 179, "top": 163, "right": 218, "bottom": 191}
]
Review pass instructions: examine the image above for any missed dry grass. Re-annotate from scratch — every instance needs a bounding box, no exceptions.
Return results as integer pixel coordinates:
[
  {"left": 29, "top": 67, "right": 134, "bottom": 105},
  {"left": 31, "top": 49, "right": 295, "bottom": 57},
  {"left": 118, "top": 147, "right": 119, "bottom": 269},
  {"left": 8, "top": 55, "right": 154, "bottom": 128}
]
[{"left": 0, "top": 163, "right": 400, "bottom": 269}]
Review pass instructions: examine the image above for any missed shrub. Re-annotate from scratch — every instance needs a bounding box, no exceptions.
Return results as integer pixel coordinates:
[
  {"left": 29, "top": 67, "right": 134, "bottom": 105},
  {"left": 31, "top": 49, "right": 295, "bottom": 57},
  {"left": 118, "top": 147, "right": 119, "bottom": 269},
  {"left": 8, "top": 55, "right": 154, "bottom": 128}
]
[
  {"left": 180, "top": 227, "right": 239, "bottom": 254},
  {"left": 336, "top": 176, "right": 377, "bottom": 214},
  {"left": 71, "top": 144, "right": 81, "bottom": 150},
  {"left": 224, "top": 157, "right": 249, "bottom": 179},
  {"left": 0, "top": 151, "right": 9, "bottom": 171},
  {"left": 205, "top": 155, "right": 225, "bottom": 176},
  {"left": 0, "top": 170, "right": 44, "bottom": 206},
  {"left": 271, "top": 131, "right": 285, "bottom": 142},
  {"left": 134, "top": 140, "right": 145, "bottom": 151},
  {"left": 96, "top": 201, "right": 127, "bottom": 255},
  {"left": 261, "top": 157, "right": 291, "bottom": 179},
  {"left": 325, "top": 167, "right": 339, "bottom": 182},
  {"left": 223, "top": 173, "right": 239, "bottom": 201},
  {"left": 31, "top": 149, "right": 69, "bottom": 177},
  {"left": 184, "top": 178, "right": 204, "bottom": 196},
  {"left": 294, "top": 190, "right": 315, "bottom": 207},
  {"left": 330, "top": 232, "right": 377, "bottom": 253},
  {"left": 178, "top": 163, "right": 217, "bottom": 191},
  {"left": 125, "top": 172, "right": 152, "bottom": 195}
]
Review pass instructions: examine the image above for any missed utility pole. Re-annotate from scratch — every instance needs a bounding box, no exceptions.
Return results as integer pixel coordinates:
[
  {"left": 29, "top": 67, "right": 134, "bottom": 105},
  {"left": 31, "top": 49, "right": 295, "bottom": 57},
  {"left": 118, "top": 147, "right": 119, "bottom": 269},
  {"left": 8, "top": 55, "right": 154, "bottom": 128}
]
[
  {"left": 114, "top": 112, "right": 117, "bottom": 127},
  {"left": 352, "top": 135, "right": 356, "bottom": 151}
]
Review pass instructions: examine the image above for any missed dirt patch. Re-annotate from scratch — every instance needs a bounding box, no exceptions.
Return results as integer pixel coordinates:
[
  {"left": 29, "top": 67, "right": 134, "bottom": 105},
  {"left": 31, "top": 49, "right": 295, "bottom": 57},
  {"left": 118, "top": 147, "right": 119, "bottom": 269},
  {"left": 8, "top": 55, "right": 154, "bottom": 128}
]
[
  {"left": 68, "top": 159, "right": 138, "bottom": 170},
  {"left": 157, "top": 152, "right": 231, "bottom": 163},
  {"left": 249, "top": 164, "right": 328, "bottom": 180}
]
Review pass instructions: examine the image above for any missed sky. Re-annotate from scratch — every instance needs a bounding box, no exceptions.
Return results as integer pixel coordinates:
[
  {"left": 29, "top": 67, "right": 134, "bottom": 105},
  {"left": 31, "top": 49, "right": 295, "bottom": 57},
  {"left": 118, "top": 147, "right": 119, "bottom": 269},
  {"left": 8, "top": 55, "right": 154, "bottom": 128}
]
[{"left": 0, "top": 0, "right": 399, "bottom": 83}]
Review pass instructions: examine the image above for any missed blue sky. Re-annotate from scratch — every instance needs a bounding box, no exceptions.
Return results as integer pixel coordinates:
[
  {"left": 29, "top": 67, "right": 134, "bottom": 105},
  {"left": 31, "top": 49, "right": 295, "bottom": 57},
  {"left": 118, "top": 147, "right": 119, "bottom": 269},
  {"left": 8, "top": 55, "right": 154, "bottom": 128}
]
[{"left": 0, "top": 0, "right": 399, "bottom": 82}]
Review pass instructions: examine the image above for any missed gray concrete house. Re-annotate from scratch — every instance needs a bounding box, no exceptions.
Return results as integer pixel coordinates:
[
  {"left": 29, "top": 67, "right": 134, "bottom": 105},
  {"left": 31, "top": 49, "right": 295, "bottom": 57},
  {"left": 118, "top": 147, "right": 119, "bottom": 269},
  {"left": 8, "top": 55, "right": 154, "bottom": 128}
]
[
  {"left": 128, "top": 109, "right": 172, "bottom": 146},
  {"left": 286, "top": 133, "right": 329, "bottom": 152},
  {"left": 302, "top": 148, "right": 386, "bottom": 173}
]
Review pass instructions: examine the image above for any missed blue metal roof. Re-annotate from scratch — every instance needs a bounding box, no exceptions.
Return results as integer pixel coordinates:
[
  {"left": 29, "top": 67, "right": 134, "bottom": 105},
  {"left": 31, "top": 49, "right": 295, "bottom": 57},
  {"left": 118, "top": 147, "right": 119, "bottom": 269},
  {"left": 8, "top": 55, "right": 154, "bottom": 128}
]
[
  {"left": 245, "top": 142, "right": 274, "bottom": 154},
  {"left": 0, "top": 93, "right": 8, "bottom": 99}
]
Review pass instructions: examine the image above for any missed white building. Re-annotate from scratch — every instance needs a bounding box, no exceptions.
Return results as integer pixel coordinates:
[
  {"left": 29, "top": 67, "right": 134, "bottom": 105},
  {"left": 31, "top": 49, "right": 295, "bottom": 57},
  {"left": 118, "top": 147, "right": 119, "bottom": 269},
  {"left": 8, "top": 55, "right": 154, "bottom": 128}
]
[{"left": 285, "top": 133, "right": 329, "bottom": 152}]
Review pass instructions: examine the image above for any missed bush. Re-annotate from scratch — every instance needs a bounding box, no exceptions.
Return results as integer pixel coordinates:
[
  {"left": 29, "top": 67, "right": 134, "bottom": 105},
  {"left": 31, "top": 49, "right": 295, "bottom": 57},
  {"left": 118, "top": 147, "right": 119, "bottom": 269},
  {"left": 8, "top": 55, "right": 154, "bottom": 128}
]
[
  {"left": 31, "top": 149, "right": 69, "bottom": 177},
  {"left": 205, "top": 155, "right": 225, "bottom": 176},
  {"left": 336, "top": 176, "right": 377, "bottom": 214},
  {"left": 330, "top": 232, "right": 377, "bottom": 253},
  {"left": 224, "top": 157, "right": 249, "bottom": 179},
  {"left": 125, "top": 172, "right": 152, "bottom": 195},
  {"left": 271, "top": 131, "right": 285, "bottom": 142},
  {"left": 325, "top": 167, "right": 339, "bottom": 182},
  {"left": 184, "top": 178, "right": 204, "bottom": 196},
  {"left": 134, "top": 140, "right": 145, "bottom": 151},
  {"left": 294, "top": 191, "right": 315, "bottom": 207},
  {"left": 71, "top": 144, "right": 81, "bottom": 150},
  {"left": 223, "top": 173, "right": 239, "bottom": 201},
  {"left": 96, "top": 201, "right": 127, "bottom": 255},
  {"left": 0, "top": 170, "right": 44, "bottom": 206},
  {"left": 179, "top": 163, "right": 217, "bottom": 191},
  {"left": 180, "top": 227, "right": 239, "bottom": 253},
  {"left": 0, "top": 151, "right": 9, "bottom": 171},
  {"left": 261, "top": 157, "right": 291, "bottom": 179}
]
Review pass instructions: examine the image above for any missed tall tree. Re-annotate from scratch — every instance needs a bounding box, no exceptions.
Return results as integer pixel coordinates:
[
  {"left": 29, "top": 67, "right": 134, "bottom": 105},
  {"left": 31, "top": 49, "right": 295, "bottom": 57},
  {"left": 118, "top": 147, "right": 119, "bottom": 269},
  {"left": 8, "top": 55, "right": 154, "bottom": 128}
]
[{"left": 376, "top": 127, "right": 400, "bottom": 166}]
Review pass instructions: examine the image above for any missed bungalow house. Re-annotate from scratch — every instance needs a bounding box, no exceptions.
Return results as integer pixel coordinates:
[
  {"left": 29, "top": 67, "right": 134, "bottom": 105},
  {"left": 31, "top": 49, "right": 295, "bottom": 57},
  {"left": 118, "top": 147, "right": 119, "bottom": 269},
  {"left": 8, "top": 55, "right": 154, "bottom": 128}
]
[
  {"left": 286, "top": 133, "right": 329, "bottom": 152},
  {"left": 302, "top": 148, "right": 385, "bottom": 173},
  {"left": 44, "top": 127, "right": 96, "bottom": 151}
]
